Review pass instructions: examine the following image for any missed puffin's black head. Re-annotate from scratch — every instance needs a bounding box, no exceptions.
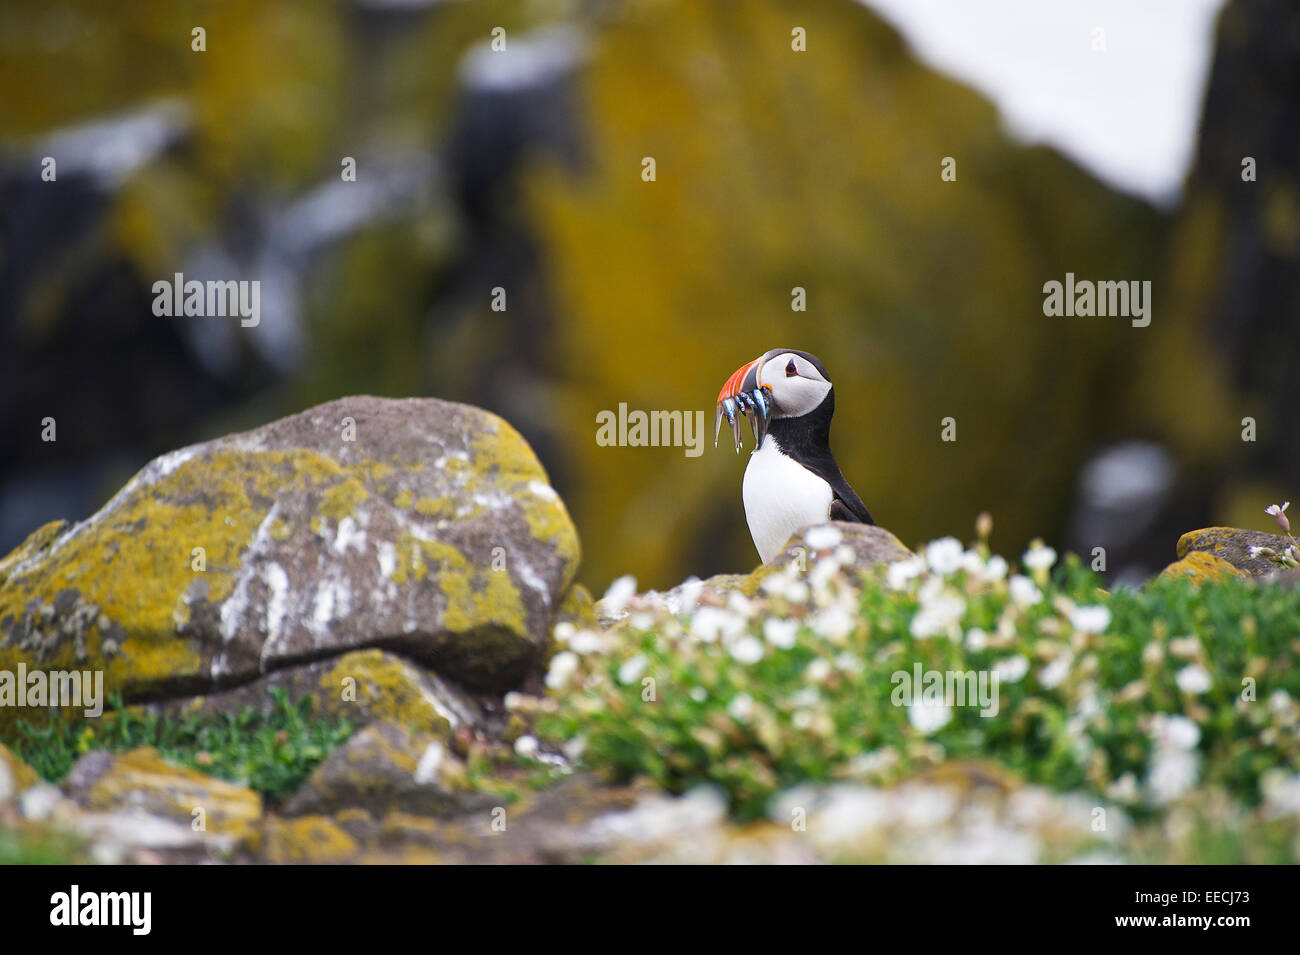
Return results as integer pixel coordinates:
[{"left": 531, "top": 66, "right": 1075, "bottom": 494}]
[{"left": 714, "top": 348, "right": 834, "bottom": 452}]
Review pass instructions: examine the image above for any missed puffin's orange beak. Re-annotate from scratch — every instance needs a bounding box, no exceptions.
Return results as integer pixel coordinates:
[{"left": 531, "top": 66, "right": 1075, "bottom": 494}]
[
  {"left": 714, "top": 357, "right": 772, "bottom": 452},
  {"left": 716, "top": 359, "right": 758, "bottom": 407}
]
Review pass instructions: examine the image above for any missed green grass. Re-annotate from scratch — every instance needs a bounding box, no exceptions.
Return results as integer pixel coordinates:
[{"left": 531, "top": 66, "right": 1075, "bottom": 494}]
[
  {"left": 4, "top": 690, "right": 356, "bottom": 802},
  {"left": 0, "top": 825, "right": 87, "bottom": 865},
  {"left": 537, "top": 539, "right": 1300, "bottom": 826}
]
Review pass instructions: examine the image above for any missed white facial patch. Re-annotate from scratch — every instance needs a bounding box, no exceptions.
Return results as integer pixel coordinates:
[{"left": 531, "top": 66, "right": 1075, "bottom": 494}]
[{"left": 758, "top": 353, "right": 832, "bottom": 419}]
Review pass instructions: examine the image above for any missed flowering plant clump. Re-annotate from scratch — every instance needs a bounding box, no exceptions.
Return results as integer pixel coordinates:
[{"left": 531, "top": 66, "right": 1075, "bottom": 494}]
[
  {"left": 534, "top": 521, "right": 1300, "bottom": 823},
  {"left": 1253, "top": 501, "right": 1300, "bottom": 569}
]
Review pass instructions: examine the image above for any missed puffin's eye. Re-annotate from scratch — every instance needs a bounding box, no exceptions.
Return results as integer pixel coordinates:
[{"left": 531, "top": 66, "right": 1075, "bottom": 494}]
[{"left": 785, "top": 359, "right": 798, "bottom": 377}]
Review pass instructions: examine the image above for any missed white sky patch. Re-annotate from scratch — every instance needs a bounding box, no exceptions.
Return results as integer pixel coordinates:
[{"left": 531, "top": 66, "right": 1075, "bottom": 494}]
[{"left": 858, "top": 0, "right": 1227, "bottom": 206}]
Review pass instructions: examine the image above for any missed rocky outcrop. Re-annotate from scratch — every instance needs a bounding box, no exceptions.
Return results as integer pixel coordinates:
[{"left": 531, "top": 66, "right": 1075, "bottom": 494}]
[
  {"left": 63, "top": 747, "right": 262, "bottom": 849},
  {"left": 283, "top": 721, "right": 492, "bottom": 819},
  {"left": 1159, "top": 551, "right": 1248, "bottom": 584},
  {"left": 765, "top": 522, "right": 913, "bottom": 573},
  {"left": 0, "top": 396, "right": 581, "bottom": 736},
  {"left": 1175, "top": 526, "right": 1293, "bottom": 578},
  {"left": 147, "top": 649, "right": 487, "bottom": 740},
  {"left": 598, "top": 523, "right": 914, "bottom": 625}
]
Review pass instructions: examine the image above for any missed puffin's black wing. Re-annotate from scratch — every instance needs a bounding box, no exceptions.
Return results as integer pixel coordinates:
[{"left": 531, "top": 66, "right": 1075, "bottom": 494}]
[
  {"left": 799, "top": 448, "right": 874, "bottom": 525},
  {"left": 828, "top": 476, "right": 874, "bottom": 525}
]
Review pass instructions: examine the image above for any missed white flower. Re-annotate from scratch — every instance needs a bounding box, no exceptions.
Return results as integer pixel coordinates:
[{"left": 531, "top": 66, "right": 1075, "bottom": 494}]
[
  {"left": 835, "top": 545, "right": 857, "bottom": 566},
  {"left": 545, "top": 650, "right": 580, "bottom": 690},
  {"left": 924, "top": 537, "right": 965, "bottom": 575},
  {"left": 1070, "top": 605, "right": 1111, "bottom": 634},
  {"left": 691, "top": 607, "right": 745, "bottom": 643},
  {"left": 1151, "top": 713, "right": 1201, "bottom": 750},
  {"left": 886, "top": 557, "right": 926, "bottom": 591},
  {"left": 805, "top": 658, "right": 833, "bottom": 682},
  {"left": 910, "top": 592, "right": 966, "bottom": 640},
  {"left": 727, "top": 693, "right": 755, "bottom": 721},
  {"left": 809, "top": 557, "right": 839, "bottom": 591},
  {"left": 785, "top": 580, "right": 810, "bottom": 603},
  {"left": 503, "top": 691, "right": 526, "bottom": 711},
  {"left": 618, "top": 654, "right": 648, "bottom": 685},
  {"left": 569, "top": 630, "right": 606, "bottom": 655},
  {"left": 1039, "top": 652, "right": 1073, "bottom": 690},
  {"left": 965, "top": 627, "right": 989, "bottom": 652},
  {"left": 982, "top": 555, "right": 1009, "bottom": 582},
  {"left": 1008, "top": 575, "right": 1042, "bottom": 606},
  {"left": 1266, "top": 502, "right": 1291, "bottom": 533},
  {"left": 1261, "top": 770, "right": 1300, "bottom": 818},
  {"left": 995, "top": 655, "right": 1030, "bottom": 683},
  {"left": 600, "top": 575, "right": 638, "bottom": 615},
  {"left": 811, "top": 604, "right": 856, "bottom": 642},
  {"left": 805, "top": 525, "right": 843, "bottom": 550},
  {"left": 729, "top": 635, "right": 765, "bottom": 664},
  {"left": 673, "top": 576, "right": 704, "bottom": 615},
  {"left": 727, "top": 591, "right": 754, "bottom": 618},
  {"left": 761, "top": 572, "right": 793, "bottom": 599},
  {"left": 552, "top": 621, "right": 576, "bottom": 644},
  {"left": 908, "top": 699, "right": 952, "bottom": 734},
  {"left": 514, "top": 735, "right": 539, "bottom": 758},
  {"left": 1148, "top": 748, "right": 1198, "bottom": 805},
  {"left": 834, "top": 652, "right": 864, "bottom": 674},
  {"left": 763, "top": 618, "right": 799, "bottom": 649},
  {"left": 690, "top": 686, "right": 708, "bottom": 702},
  {"left": 1022, "top": 543, "right": 1057, "bottom": 572},
  {"left": 788, "top": 687, "right": 820, "bottom": 708},
  {"left": 1175, "top": 664, "right": 1212, "bottom": 695}
]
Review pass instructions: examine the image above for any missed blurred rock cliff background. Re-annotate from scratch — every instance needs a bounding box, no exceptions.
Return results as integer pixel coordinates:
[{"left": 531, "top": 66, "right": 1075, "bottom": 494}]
[{"left": 1, "top": 0, "right": 1296, "bottom": 591}]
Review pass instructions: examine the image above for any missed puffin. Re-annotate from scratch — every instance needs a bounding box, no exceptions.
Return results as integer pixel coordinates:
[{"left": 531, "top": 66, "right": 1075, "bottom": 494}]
[{"left": 715, "top": 349, "right": 874, "bottom": 563}]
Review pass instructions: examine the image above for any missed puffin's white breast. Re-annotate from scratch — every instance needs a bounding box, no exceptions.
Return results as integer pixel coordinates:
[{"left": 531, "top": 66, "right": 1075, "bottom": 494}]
[{"left": 742, "top": 436, "right": 833, "bottom": 563}]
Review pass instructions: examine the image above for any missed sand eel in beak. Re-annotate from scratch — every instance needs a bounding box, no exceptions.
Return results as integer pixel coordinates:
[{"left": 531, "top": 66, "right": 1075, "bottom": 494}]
[{"left": 715, "top": 349, "right": 874, "bottom": 563}]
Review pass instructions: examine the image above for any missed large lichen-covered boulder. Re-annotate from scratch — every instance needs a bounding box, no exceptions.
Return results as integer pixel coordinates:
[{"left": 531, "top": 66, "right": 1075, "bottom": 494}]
[{"left": 0, "top": 396, "right": 580, "bottom": 730}]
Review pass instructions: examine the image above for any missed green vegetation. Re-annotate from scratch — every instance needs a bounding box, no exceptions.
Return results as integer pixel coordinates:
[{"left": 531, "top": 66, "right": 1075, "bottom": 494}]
[
  {"left": 4, "top": 690, "right": 355, "bottom": 802},
  {"left": 0, "top": 826, "right": 87, "bottom": 865},
  {"left": 537, "top": 532, "right": 1300, "bottom": 828}
]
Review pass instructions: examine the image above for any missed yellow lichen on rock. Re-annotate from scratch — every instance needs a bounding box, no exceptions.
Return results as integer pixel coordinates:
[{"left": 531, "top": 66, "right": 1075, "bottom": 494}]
[
  {"left": 316, "top": 649, "right": 458, "bottom": 736},
  {"left": 262, "top": 815, "right": 359, "bottom": 863},
  {"left": 0, "top": 741, "right": 40, "bottom": 799},
  {"left": 1159, "top": 551, "right": 1247, "bottom": 584},
  {"left": 79, "top": 747, "right": 262, "bottom": 845}
]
